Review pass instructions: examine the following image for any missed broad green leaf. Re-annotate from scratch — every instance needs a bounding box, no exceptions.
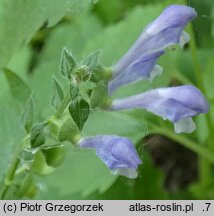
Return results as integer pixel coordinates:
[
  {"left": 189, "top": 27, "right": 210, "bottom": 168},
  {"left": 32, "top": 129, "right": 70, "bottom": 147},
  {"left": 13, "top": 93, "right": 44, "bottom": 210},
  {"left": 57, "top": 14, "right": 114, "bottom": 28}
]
[
  {"left": 37, "top": 149, "right": 117, "bottom": 198},
  {"left": 69, "top": 99, "right": 90, "bottom": 130},
  {"left": 67, "top": 0, "right": 99, "bottom": 12},
  {"left": 0, "top": 105, "right": 25, "bottom": 181},
  {"left": 83, "top": 111, "right": 146, "bottom": 142},
  {"left": 0, "top": 0, "right": 98, "bottom": 66},
  {"left": 94, "top": 0, "right": 124, "bottom": 24},
  {"left": 7, "top": 46, "right": 32, "bottom": 79},
  {"left": 1, "top": 68, "right": 31, "bottom": 103},
  {"left": 72, "top": 153, "right": 169, "bottom": 200},
  {"left": 83, "top": 5, "right": 163, "bottom": 66}
]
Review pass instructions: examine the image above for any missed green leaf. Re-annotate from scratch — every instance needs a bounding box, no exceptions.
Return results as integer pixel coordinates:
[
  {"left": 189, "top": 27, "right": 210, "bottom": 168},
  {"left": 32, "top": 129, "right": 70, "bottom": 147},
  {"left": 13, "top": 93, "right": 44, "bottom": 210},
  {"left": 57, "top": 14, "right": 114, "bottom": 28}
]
[
  {"left": 67, "top": 0, "right": 100, "bottom": 12},
  {"left": 21, "top": 96, "right": 34, "bottom": 133},
  {"left": 42, "top": 145, "right": 66, "bottom": 167},
  {"left": 0, "top": 0, "right": 97, "bottom": 66},
  {"left": 83, "top": 111, "right": 146, "bottom": 142},
  {"left": 83, "top": 5, "right": 163, "bottom": 66},
  {"left": 30, "top": 123, "right": 46, "bottom": 148},
  {"left": 82, "top": 50, "right": 101, "bottom": 71},
  {"left": 1, "top": 68, "right": 31, "bottom": 103},
  {"left": 93, "top": 0, "right": 123, "bottom": 24},
  {"left": 60, "top": 48, "right": 76, "bottom": 78},
  {"left": 51, "top": 77, "right": 64, "bottom": 109},
  {"left": 69, "top": 99, "right": 90, "bottom": 130},
  {"left": 75, "top": 152, "right": 169, "bottom": 200},
  {"left": 37, "top": 149, "right": 117, "bottom": 198},
  {"left": 0, "top": 105, "right": 25, "bottom": 182}
]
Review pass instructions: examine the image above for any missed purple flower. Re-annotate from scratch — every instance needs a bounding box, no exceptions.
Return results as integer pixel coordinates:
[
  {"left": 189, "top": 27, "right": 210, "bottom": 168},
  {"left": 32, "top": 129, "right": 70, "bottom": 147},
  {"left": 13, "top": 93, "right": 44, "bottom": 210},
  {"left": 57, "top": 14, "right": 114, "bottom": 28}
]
[
  {"left": 108, "top": 5, "right": 197, "bottom": 94},
  {"left": 108, "top": 50, "right": 164, "bottom": 95},
  {"left": 110, "top": 85, "right": 209, "bottom": 133},
  {"left": 78, "top": 135, "right": 142, "bottom": 178}
]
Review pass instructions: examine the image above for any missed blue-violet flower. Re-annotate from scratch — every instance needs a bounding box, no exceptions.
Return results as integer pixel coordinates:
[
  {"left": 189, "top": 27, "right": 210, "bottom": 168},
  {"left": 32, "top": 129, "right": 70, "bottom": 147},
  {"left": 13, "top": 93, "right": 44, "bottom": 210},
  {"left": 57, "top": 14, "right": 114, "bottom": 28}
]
[
  {"left": 108, "top": 5, "right": 197, "bottom": 94},
  {"left": 110, "top": 85, "right": 209, "bottom": 133},
  {"left": 78, "top": 135, "right": 142, "bottom": 178}
]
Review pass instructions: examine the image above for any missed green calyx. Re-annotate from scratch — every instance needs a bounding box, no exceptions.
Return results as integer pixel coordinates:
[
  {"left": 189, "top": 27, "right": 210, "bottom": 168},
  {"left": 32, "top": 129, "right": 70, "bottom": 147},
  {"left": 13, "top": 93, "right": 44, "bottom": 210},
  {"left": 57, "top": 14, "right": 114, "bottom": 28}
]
[
  {"left": 92, "top": 66, "right": 113, "bottom": 82},
  {"left": 90, "top": 80, "right": 112, "bottom": 109},
  {"left": 49, "top": 115, "right": 82, "bottom": 145},
  {"left": 101, "top": 67, "right": 113, "bottom": 81}
]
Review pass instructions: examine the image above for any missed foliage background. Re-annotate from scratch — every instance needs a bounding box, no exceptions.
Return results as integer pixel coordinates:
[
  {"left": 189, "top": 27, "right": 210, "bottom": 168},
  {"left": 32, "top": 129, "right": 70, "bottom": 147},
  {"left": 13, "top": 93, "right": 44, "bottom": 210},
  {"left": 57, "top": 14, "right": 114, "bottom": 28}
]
[{"left": 0, "top": 0, "right": 214, "bottom": 199}]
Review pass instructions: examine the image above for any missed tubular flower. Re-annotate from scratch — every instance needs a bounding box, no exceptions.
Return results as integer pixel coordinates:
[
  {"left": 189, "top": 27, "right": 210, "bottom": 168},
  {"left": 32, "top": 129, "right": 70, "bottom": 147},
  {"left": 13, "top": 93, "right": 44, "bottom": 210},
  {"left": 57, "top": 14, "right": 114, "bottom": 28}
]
[
  {"left": 78, "top": 135, "right": 142, "bottom": 178},
  {"left": 110, "top": 85, "right": 209, "bottom": 133},
  {"left": 109, "top": 50, "right": 164, "bottom": 95},
  {"left": 108, "top": 5, "right": 197, "bottom": 94}
]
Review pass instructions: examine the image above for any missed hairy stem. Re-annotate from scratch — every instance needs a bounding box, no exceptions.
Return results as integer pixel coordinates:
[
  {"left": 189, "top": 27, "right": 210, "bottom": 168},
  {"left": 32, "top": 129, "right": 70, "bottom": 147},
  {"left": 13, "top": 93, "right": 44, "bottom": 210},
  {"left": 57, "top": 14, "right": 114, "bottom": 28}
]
[{"left": 55, "top": 90, "right": 71, "bottom": 119}]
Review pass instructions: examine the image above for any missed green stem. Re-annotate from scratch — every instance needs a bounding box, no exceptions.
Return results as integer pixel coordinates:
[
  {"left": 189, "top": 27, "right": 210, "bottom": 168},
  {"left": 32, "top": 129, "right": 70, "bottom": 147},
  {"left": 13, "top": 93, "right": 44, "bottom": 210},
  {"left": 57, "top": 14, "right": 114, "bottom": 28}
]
[
  {"left": 118, "top": 112, "right": 214, "bottom": 166},
  {"left": 188, "top": 25, "right": 204, "bottom": 91},
  {"left": 55, "top": 90, "right": 70, "bottom": 119},
  {"left": 188, "top": 24, "right": 213, "bottom": 137},
  {"left": 0, "top": 159, "right": 20, "bottom": 199},
  {"left": 188, "top": 23, "right": 214, "bottom": 184},
  {"left": 0, "top": 136, "right": 29, "bottom": 199},
  {"left": 150, "top": 126, "right": 214, "bottom": 164},
  {"left": 173, "top": 71, "right": 194, "bottom": 85}
]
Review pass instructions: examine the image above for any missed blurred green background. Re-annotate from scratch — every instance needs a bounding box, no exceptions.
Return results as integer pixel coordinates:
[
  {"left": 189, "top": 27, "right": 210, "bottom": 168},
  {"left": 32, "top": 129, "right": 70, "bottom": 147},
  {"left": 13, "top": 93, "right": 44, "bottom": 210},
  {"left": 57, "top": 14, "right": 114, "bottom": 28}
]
[{"left": 0, "top": 0, "right": 214, "bottom": 199}]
